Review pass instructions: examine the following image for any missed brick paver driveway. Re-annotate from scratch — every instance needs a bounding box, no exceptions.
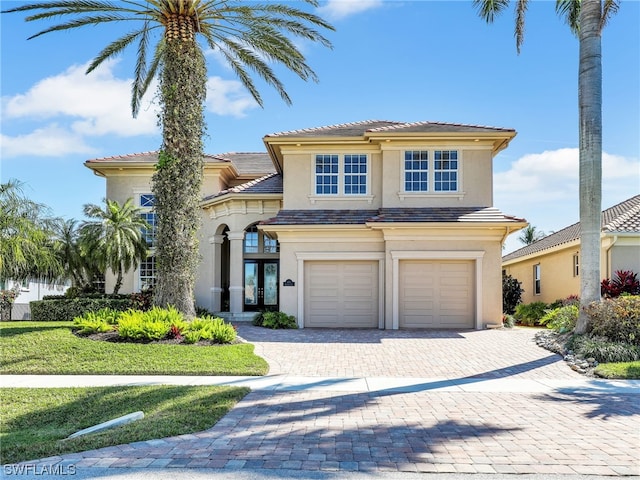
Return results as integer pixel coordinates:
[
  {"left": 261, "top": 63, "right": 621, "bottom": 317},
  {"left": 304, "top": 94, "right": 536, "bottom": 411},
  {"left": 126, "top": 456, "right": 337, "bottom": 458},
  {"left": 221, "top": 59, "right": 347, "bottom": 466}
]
[{"left": 20, "top": 326, "right": 640, "bottom": 475}]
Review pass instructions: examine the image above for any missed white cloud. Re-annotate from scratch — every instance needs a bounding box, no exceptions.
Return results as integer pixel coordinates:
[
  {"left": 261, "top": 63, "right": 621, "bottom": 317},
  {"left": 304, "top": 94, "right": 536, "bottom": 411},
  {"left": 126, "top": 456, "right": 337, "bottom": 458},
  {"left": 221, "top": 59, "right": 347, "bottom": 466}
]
[
  {"left": 3, "top": 60, "right": 159, "bottom": 137},
  {"left": 496, "top": 148, "right": 640, "bottom": 253},
  {"left": 318, "top": 0, "right": 383, "bottom": 20},
  {"left": 206, "top": 76, "right": 258, "bottom": 117},
  {"left": 0, "top": 125, "right": 96, "bottom": 158}
]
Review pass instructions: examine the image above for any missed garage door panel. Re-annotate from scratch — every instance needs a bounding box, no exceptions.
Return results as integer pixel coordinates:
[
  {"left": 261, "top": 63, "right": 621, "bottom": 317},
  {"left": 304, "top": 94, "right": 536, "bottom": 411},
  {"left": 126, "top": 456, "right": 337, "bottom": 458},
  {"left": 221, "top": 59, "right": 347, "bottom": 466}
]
[
  {"left": 305, "top": 261, "right": 378, "bottom": 328},
  {"left": 399, "top": 260, "right": 474, "bottom": 329}
]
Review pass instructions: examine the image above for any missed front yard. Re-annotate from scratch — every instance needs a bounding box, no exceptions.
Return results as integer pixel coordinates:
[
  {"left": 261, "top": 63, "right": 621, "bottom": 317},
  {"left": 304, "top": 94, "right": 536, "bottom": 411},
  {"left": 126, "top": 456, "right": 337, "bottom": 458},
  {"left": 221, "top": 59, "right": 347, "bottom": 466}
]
[
  {"left": 0, "top": 321, "right": 268, "bottom": 464},
  {"left": 0, "top": 321, "right": 269, "bottom": 375}
]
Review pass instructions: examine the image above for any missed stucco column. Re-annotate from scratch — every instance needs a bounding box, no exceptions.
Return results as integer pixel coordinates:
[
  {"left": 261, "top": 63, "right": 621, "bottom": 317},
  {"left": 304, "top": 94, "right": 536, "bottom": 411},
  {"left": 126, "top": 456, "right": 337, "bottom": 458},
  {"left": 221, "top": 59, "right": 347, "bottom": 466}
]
[
  {"left": 227, "top": 230, "right": 245, "bottom": 314},
  {"left": 209, "top": 235, "right": 225, "bottom": 312}
]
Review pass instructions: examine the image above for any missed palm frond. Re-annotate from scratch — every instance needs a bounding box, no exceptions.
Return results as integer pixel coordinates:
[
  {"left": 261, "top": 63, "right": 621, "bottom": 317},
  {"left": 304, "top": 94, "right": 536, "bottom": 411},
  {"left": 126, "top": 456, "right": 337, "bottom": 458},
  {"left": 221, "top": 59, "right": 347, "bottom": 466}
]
[
  {"left": 556, "top": 0, "right": 580, "bottom": 36},
  {"left": 87, "top": 29, "right": 144, "bottom": 73},
  {"left": 472, "top": 0, "right": 511, "bottom": 23},
  {"left": 514, "top": 0, "right": 529, "bottom": 54}
]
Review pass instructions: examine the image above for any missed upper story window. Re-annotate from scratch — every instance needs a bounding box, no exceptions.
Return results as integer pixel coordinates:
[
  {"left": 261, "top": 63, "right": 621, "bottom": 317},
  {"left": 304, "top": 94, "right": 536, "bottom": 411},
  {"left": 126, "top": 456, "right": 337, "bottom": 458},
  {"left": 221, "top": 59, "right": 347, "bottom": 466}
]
[
  {"left": 139, "top": 194, "right": 157, "bottom": 248},
  {"left": 315, "top": 155, "right": 339, "bottom": 195},
  {"left": 315, "top": 154, "right": 369, "bottom": 196},
  {"left": 434, "top": 150, "right": 458, "bottom": 191},
  {"left": 344, "top": 154, "right": 367, "bottom": 195},
  {"left": 404, "top": 150, "right": 429, "bottom": 192},
  {"left": 402, "top": 149, "right": 459, "bottom": 194}
]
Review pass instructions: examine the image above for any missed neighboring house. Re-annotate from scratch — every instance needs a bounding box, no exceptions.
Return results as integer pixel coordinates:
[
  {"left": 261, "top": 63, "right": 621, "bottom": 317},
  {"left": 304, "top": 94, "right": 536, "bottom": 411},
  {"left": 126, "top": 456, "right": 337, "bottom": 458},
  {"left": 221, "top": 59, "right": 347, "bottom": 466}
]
[
  {"left": 502, "top": 195, "right": 640, "bottom": 305},
  {"left": 1, "top": 279, "right": 69, "bottom": 320},
  {"left": 85, "top": 120, "right": 527, "bottom": 329}
]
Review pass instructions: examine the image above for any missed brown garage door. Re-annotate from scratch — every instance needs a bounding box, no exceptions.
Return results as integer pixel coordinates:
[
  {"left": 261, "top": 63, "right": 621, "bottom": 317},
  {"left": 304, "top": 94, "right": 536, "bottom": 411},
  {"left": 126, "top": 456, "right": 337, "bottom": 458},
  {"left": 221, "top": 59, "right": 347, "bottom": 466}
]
[
  {"left": 305, "top": 261, "right": 378, "bottom": 328},
  {"left": 399, "top": 260, "right": 474, "bottom": 329}
]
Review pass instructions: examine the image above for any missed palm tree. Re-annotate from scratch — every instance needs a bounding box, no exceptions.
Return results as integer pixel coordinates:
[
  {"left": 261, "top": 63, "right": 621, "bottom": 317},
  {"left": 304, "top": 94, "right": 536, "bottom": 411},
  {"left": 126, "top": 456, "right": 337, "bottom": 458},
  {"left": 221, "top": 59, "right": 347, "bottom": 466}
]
[
  {"left": 53, "top": 218, "right": 102, "bottom": 291},
  {"left": 518, "top": 225, "right": 545, "bottom": 245},
  {"left": 0, "top": 180, "right": 62, "bottom": 284},
  {"left": 3, "top": 1, "right": 334, "bottom": 317},
  {"left": 81, "top": 198, "right": 150, "bottom": 295},
  {"left": 473, "top": 0, "right": 619, "bottom": 334}
]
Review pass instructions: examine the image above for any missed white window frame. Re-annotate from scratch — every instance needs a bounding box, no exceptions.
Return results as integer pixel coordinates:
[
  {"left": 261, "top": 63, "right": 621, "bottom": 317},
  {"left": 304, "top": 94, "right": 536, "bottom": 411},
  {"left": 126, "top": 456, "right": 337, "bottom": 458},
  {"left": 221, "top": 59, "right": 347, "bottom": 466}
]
[
  {"left": 533, "top": 264, "right": 541, "bottom": 295},
  {"left": 136, "top": 192, "right": 157, "bottom": 292},
  {"left": 398, "top": 147, "right": 465, "bottom": 200},
  {"left": 310, "top": 154, "right": 374, "bottom": 204}
]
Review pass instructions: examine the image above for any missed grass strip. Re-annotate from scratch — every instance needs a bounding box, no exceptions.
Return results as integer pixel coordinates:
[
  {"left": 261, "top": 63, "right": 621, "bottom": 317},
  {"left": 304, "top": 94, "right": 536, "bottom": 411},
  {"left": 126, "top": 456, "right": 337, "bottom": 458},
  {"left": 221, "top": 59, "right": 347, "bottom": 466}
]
[
  {"left": 0, "top": 322, "right": 268, "bottom": 375},
  {"left": 594, "top": 361, "right": 640, "bottom": 379},
  {"left": 0, "top": 385, "right": 250, "bottom": 465}
]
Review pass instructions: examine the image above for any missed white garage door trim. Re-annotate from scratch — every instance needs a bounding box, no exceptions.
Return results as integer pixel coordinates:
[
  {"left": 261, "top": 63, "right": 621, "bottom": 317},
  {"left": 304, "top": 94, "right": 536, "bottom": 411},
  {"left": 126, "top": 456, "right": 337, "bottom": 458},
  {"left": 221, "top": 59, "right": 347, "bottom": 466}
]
[
  {"left": 390, "top": 251, "right": 484, "bottom": 330},
  {"left": 296, "top": 252, "right": 385, "bottom": 329}
]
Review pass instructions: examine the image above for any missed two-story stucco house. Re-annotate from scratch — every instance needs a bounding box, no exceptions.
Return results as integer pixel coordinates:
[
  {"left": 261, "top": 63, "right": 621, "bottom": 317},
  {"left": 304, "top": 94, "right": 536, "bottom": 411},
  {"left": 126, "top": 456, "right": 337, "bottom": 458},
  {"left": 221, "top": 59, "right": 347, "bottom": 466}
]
[{"left": 85, "top": 120, "right": 527, "bottom": 329}]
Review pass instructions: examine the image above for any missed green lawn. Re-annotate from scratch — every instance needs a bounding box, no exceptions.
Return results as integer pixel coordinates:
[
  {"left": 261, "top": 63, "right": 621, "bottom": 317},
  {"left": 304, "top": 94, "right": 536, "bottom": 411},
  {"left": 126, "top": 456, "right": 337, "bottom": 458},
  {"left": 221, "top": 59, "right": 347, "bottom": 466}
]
[
  {"left": 0, "top": 321, "right": 269, "bottom": 375},
  {"left": 0, "top": 385, "right": 249, "bottom": 465},
  {"left": 594, "top": 361, "right": 640, "bottom": 379}
]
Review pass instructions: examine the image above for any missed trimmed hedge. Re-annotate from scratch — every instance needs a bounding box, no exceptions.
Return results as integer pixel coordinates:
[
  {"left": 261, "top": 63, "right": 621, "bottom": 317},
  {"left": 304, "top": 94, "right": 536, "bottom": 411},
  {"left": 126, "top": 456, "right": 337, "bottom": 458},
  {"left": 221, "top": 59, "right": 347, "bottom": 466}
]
[{"left": 30, "top": 298, "right": 133, "bottom": 322}]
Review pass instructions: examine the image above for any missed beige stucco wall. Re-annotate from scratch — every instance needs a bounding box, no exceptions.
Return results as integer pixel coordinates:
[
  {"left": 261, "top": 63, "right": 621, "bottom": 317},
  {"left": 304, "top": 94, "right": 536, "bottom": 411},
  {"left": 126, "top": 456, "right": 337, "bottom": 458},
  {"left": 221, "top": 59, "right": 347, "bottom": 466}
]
[
  {"left": 503, "top": 235, "right": 640, "bottom": 305},
  {"left": 279, "top": 143, "right": 494, "bottom": 211},
  {"left": 379, "top": 146, "right": 493, "bottom": 208},
  {"left": 503, "top": 245, "right": 581, "bottom": 305}
]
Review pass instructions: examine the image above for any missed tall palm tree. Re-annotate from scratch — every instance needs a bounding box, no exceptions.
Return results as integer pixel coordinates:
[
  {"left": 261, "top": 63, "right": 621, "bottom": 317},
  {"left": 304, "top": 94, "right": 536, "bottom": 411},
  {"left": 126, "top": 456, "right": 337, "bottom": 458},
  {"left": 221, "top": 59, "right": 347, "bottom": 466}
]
[
  {"left": 518, "top": 225, "right": 545, "bottom": 245},
  {"left": 81, "top": 198, "right": 150, "bottom": 295},
  {"left": 53, "top": 218, "right": 102, "bottom": 290},
  {"left": 3, "top": 0, "right": 334, "bottom": 317},
  {"left": 0, "top": 180, "right": 62, "bottom": 284},
  {"left": 473, "top": 0, "right": 619, "bottom": 333}
]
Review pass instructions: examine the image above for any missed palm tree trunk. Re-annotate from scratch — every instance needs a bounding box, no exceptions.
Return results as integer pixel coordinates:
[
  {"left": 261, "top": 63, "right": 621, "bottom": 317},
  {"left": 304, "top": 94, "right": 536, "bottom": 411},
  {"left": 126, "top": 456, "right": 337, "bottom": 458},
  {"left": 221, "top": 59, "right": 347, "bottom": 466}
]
[
  {"left": 152, "top": 13, "right": 207, "bottom": 318},
  {"left": 113, "top": 269, "right": 123, "bottom": 295},
  {"left": 575, "top": 0, "right": 603, "bottom": 334}
]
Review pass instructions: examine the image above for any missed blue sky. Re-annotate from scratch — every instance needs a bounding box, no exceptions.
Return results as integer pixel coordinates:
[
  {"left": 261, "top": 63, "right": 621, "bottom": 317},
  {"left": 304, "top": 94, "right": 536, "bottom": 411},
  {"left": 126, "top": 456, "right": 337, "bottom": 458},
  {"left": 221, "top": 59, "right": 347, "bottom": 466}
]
[{"left": 1, "top": 0, "right": 639, "bottom": 254}]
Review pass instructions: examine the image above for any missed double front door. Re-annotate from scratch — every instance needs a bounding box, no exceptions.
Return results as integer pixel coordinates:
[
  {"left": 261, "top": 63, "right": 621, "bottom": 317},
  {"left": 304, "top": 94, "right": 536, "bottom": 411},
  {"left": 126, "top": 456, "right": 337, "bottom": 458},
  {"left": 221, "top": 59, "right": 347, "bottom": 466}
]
[{"left": 244, "top": 260, "right": 279, "bottom": 311}]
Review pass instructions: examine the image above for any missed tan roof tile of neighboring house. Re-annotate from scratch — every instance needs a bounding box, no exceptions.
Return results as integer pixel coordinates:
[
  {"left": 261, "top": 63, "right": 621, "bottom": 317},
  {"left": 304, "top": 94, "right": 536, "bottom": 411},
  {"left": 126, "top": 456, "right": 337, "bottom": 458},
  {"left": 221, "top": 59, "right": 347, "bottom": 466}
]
[
  {"left": 264, "top": 120, "right": 404, "bottom": 138},
  {"left": 367, "top": 120, "right": 515, "bottom": 134},
  {"left": 502, "top": 194, "right": 640, "bottom": 262}
]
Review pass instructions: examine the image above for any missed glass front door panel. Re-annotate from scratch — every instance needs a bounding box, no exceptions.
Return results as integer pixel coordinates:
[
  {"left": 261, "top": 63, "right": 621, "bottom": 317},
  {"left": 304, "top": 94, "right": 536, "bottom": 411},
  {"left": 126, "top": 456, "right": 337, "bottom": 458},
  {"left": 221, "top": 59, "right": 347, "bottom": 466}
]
[
  {"left": 244, "top": 262, "right": 258, "bottom": 305},
  {"left": 263, "top": 262, "right": 278, "bottom": 306}
]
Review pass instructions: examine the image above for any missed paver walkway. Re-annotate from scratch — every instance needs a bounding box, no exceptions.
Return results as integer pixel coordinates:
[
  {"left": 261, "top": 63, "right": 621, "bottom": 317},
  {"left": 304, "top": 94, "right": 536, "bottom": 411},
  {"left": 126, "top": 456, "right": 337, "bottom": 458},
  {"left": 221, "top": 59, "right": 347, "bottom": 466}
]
[{"left": 3, "top": 326, "right": 640, "bottom": 476}]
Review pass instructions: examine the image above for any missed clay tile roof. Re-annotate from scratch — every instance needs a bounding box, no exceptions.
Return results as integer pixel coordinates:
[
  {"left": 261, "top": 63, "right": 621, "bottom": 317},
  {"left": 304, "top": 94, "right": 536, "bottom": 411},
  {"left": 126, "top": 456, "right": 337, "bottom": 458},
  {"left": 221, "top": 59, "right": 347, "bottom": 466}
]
[
  {"left": 85, "top": 151, "right": 224, "bottom": 164},
  {"left": 261, "top": 210, "right": 379, "bottom": 225},
  {"left": 264, "top": 120, "right": 514, "bottom": 139},
  {"left": 85, "top": 151, "right": 274, "bottom": 176},
  {"left": 211, "top": 152, "right": 274, "bottom": 175},
  {"left": 369, "top": 207, "right": 525, "bottom": 223},
  {"left": 502, "top": 194, "right": 640, "bottom": 262},
  {"left": 367, "top": 120, "right": 515, "bottom": 134},
  {"left": 264, "top": 120, "right": 405, "bottom": 138},
  {"left": 202, "top": 173, "right": 282, "bottom": 201},
  {"left": 262, "top": 207, "right": 525, "bottom": 226}
]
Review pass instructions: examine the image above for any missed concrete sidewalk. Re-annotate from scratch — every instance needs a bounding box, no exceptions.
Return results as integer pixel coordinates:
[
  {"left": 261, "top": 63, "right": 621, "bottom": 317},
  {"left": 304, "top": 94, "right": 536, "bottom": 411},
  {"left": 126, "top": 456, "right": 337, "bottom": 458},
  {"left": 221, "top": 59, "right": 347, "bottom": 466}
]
[{"left": 2, "top": 373, "right": 640, "bottom": 394}]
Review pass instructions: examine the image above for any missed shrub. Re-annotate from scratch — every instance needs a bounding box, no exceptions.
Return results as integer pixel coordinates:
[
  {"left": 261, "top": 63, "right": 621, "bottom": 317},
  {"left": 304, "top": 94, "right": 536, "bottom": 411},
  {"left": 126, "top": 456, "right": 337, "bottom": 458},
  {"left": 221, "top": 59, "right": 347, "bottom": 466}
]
[
  {"left": 514, "top": 301, "right": 548, "bottom": 326},
  {"left": 502, "top": 274, "right": 523, "bottom": 315},
  {"left": 568, "top": 334, "right": 640, "bottom": 363},
  {"left": 601, "top": 270, "right": 640, "bottom": 298},
  {"left": 186, "top": 315, "right": 237, "bottom": 344},
  {"left": 260, "top": 311, "right": 298, "bottom": 329},
  {"left": 117, "top": 310, "right": 171, "bottom": 341},
  {"left": 72, "top": 310, "right": 114, "bottom": 335},
  {"left": 502, "top": 314, "right": 515, "bottom": 328},
  {"left": 30, "top": 298, "right": 132, "bottom": 321},
  {"left": 539, "top": 305, "right": 578, "bottom": 333},
  {"left": 129, "top": 290, "right": 154, "bottom": 311},
  {"left": 586, "top": 296, "right": 640, "bottom": 346}
]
